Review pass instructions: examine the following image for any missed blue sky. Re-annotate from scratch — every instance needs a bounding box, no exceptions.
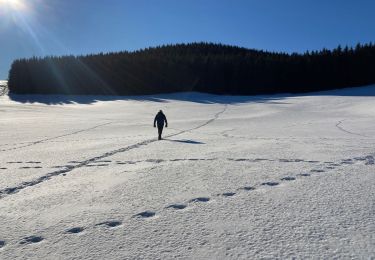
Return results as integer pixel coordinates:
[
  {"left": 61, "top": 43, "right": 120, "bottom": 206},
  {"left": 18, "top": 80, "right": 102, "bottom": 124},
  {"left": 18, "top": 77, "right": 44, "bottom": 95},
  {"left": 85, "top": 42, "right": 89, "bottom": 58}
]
[{"left": 0, "top": 0, "right": 374, "bottom": 79}]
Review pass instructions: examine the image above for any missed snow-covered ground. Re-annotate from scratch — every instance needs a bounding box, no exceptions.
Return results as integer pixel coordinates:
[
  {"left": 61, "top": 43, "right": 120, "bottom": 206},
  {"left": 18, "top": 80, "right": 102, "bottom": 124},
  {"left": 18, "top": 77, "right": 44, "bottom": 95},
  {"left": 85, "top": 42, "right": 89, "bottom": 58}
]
[
  {"left": 0, "top": 86, "right": 375, "bottom": 259},
  {"left": 0, "top": 81, "right": 7, "bottom": 96}
]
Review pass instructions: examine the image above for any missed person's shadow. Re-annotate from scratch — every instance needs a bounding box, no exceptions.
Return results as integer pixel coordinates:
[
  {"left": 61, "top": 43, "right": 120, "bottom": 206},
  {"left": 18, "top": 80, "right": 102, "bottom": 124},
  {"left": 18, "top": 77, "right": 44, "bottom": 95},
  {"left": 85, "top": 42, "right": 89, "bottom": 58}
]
[{"left": 165, "top": 139, "right": 205, "bottom": 144}]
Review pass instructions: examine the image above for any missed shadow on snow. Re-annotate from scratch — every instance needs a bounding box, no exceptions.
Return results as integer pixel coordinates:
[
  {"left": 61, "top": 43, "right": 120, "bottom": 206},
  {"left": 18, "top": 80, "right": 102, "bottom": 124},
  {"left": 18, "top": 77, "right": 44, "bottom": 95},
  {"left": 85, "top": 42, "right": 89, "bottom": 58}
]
[
  {"left": 165, "top": 139, "right": 205, "bottom": 144},
  {"left": 7, "top": 84, "right": 375, "bottom": 105},
  {"left": 8, "top": 92, "right": 291, "bottom": 105}
]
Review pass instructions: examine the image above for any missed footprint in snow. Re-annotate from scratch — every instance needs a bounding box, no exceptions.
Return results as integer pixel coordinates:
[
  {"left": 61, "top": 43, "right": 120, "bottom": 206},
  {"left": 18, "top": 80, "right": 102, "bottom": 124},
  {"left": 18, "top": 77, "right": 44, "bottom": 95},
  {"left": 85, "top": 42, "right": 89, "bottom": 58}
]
[
  {"left": 189, "top": 197, "right": 210, "bottom": 203},
  {"left": 96, "top": 221, "right": 122, "bottom": 228},
  {"left": 239, "top": 186, "right": 255, "bottom": 191},
  {"left": 170, "top": 159, "right": 184, "bottom": 162},
  {"left": 329, "top": 163, "right": 341, "bottom": 167},
  {"left": 146, "top": 159, "right": 164, "bottom": 163},
  {"left": 133, "top": 211, "right": 156, "bottom": 218},
  {"left": 124, "top": 161, "right": 137, "bottom": 164},
  {"left": 66, "top": 227, "right": 84, "bottom": 234},
  {"left": 19, "top": 236, "right": 44, "bottom": 245},
  {"left": 280, "top": 176, "right": 296, "bottom": 181},
  {"left": 221, "top": 192, "right": 236, "bottom": 197},
  {"left": 166, "top": 204, "right": 187, "bottom": 210},
  {"left": 234, "top": 158, "right": 249, "bottom": 162},
  {"left": 279, "top": 159, "right": 292, "bottom": 162},
  {"left": 254, "top": 158, "right": 268, "bottom": 161},
  {"left": 3, "top": 187, "right": 17, "bottom": 194},
  {"left": 0, "top": 240, "right": 5, "bottom": 248},
  {"left": 310, "top": 169, "right": 325, "bottom": 173},
  {"left": 341, "top": 159, "right": 354, "bottom": 165},
  {"left": 0, "top": 168, "right": 7, "bottom": 170},
  {"left": 261, "top": 182, "right": 279, "bottom": 187}
]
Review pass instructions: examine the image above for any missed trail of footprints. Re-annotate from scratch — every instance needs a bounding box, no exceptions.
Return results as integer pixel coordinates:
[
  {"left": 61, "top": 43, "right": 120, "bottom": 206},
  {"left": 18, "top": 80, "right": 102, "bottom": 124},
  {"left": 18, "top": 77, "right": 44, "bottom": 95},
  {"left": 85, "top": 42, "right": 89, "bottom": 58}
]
[
  {"left": 50, "top": 155, "right": 375, "bottom": 170},
  {"left": 0, "top": 179, "right": 276, "bottom": 248},
  {"left": 1, "top": 154, "right": 374, "bottom": 249},
  {"left": 3, "top": 161, "right": 43, "bottom": 170},
  {"left": 2, "top": 155, "right": 364, "bottom": 173},
  {"left": 0, "top": 168, "right": 345, "bottom": 248},
  {"left": 0, "top": 174, "right": 292, "bottom": 248}
]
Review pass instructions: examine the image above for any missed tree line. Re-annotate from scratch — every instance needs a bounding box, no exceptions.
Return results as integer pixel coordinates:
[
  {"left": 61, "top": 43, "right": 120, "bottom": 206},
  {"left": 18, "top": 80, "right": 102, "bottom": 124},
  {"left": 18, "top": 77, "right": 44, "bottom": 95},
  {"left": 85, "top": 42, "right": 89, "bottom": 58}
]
[{"left": 7, "top": 42, "right": 375, "bottom": 95}]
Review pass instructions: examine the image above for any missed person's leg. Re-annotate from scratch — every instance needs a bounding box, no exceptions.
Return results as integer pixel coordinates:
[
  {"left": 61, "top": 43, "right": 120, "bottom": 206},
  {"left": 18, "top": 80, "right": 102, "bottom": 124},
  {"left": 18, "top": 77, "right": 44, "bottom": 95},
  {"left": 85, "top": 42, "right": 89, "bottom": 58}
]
[{"left": 158, "top": 126, "right": 163, "bottom": 140}]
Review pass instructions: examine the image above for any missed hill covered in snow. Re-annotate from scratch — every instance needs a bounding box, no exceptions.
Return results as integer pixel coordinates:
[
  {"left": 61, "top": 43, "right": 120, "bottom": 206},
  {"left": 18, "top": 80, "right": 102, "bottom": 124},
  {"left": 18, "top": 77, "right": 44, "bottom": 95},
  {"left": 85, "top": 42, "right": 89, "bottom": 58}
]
[{"left": 0, "top": 86, "right": 375, "bottom": 259}]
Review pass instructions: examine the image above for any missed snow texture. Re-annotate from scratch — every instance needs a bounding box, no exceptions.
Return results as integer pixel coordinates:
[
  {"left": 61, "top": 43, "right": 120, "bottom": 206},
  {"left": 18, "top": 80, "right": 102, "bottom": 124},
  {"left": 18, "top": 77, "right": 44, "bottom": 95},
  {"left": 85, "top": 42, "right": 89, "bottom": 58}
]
[
  {"left": 0, "top": 81, "right": 7, "bottom": 96},
  {"left": 0, "top": 86, "right": 375, "bottom": 259}
]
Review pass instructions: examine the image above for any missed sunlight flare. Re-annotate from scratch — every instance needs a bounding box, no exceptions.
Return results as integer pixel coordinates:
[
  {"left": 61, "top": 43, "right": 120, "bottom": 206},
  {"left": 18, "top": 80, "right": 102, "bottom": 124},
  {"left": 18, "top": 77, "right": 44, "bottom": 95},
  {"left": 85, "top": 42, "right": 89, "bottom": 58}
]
[{"left": 0, "top": 0, "right": 27, "bottom": 11}]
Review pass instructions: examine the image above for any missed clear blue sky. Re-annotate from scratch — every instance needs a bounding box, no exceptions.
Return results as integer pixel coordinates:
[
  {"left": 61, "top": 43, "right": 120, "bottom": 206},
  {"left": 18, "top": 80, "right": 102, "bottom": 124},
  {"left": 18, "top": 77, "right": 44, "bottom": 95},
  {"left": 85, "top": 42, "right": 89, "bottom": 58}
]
[{"left": 1, "top": 0, "right": 374, "bottom": 79}]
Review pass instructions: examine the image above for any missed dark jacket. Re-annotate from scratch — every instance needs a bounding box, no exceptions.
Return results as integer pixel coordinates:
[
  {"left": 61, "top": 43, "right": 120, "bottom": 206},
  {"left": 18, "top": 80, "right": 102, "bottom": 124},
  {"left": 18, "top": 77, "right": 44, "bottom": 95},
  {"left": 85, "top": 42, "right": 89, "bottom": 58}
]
[{"left": 154, "top": 112, "right": 168, "bottom": 128}]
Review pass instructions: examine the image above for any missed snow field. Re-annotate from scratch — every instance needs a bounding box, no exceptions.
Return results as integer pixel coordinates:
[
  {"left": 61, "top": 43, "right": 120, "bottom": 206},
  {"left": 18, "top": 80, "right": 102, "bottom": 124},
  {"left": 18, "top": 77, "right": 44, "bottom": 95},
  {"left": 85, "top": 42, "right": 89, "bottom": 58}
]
[{"left": 0, "top": 88, "right": 375, "bottom": 259}]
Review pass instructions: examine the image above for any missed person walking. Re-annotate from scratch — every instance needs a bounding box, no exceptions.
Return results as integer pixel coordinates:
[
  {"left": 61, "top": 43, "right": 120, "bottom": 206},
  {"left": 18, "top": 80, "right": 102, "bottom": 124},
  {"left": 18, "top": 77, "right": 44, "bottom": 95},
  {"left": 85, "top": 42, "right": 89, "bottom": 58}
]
[{"left": 154, "top": 110, "right": 168, "bottom": 140}]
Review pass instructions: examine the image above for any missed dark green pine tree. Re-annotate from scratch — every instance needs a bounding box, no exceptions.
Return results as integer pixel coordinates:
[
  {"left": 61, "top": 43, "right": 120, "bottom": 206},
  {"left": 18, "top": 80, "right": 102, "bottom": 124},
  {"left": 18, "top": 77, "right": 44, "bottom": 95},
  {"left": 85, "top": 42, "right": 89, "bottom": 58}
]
[{"left": 7, "top": 42, "right": 375, "bottom": 96}]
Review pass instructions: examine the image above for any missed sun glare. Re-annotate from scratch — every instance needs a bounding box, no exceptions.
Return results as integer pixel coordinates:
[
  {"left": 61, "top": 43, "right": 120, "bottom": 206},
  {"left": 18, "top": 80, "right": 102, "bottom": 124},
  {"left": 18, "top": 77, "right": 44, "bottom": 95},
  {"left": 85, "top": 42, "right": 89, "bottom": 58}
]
[{"left": 0, "top": 0, "right": 27, "bottom": 12}]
